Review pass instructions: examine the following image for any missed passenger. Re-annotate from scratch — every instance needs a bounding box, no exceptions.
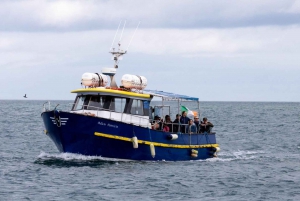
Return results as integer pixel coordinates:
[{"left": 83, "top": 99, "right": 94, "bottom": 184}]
[
  {"left": 180, "top": 111, "right": 190, "bottom": 133},
  {"left": 199, "top": 117, "right": 214, "bottom": 133},
  {"left": 164, "top": 115, "right": 173, "bottom": 132},
  {"left": 173, "top": 114, "right": 181, "bottom": 133},
  {"left": 152, "top": 115, "right": 162, "bottom": 130},
  {"left": 162, "top": 123, "right": 170, "bottom": 132},
  {"left": 194, "top": 116, "right": 200, "bottom": 132},
  {"left": 186, "top": 119, "right": 197, "bottom": 134}
]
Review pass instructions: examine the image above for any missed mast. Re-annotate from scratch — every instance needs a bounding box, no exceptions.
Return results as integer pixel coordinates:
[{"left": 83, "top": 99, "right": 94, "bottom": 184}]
[{"left": 104, "top": 21, "right": 140, "bottom": 88}]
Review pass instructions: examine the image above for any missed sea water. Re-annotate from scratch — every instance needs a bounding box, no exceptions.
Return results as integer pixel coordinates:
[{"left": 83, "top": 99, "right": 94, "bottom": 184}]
[{"left": 0, "top": 100, "right": 300, "bottom": 200}]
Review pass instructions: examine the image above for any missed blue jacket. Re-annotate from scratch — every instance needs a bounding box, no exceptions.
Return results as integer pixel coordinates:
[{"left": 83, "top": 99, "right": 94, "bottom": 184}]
[{"left": 186, "top": 124, "right": 197, "bottom": 133}]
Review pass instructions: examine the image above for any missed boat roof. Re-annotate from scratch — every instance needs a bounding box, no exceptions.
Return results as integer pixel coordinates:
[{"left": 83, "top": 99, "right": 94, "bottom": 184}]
[
  {"left": 71, "top": 88, "right": 198, "bottom": 101},
  {"left": 71, "top": 88, "right": 151, "bottom": 99},
  {"left": 143, "top": 89, "right": 199, "bottom": 101}
]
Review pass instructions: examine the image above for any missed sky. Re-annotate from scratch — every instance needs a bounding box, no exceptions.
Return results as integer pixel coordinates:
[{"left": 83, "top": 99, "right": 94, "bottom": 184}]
[{"left": 0, "top": 0, "right": 300, "bottom": 101}]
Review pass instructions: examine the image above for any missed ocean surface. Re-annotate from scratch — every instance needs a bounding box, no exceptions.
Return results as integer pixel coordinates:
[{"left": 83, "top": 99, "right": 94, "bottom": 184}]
[{"left": 0, "top": 100, "right": 300, "bottom": 201}]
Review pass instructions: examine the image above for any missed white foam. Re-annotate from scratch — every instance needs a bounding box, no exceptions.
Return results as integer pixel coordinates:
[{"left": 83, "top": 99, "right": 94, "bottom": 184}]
[
  {"left": 38, "top": 151, "right": 105, "bottom": 161},
  {"left": 218, "top": 150, "right": 265, "bottom": 157},
  {"left": 206, "top": 155, "right": 257, "bottom": 162},
  {"left": 203, "top": 149, "right": 265, "bottom": 162},
  {"left": 37, "top": 151, "right": 133, "bottom": 162}
]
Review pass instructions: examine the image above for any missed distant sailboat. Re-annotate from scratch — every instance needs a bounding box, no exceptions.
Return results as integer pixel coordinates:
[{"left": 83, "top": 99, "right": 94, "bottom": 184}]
[{"left": 23, "top": 94, "right": 27, "bottom": 98}]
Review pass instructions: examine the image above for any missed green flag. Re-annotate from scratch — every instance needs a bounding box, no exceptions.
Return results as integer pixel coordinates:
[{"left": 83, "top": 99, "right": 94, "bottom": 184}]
[{"left": 181, "top": 105, "right": 194, "bottom": 119}]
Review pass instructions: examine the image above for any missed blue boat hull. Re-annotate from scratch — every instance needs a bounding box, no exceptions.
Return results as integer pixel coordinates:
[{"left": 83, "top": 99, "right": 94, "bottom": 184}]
[{"left": 41, "top": 110, "right": 219, "bottom": 161}]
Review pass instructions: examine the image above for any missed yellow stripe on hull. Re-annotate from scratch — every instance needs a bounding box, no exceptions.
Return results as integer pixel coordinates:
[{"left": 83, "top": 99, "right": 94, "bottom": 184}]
[{"left": 94, "top": 132, "right": 219, "bottom": 149}]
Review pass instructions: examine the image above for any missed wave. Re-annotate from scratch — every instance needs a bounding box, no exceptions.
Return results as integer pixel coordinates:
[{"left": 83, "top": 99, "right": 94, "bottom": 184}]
[
  {"left": 37, "top": 151, "right": 105, "bottom": 161},
  {"left": 35, "top": 151, "right": 129, "bottom": 167},
  {"left": 205, "top": 150, "right": 266, "bottom": 162}
]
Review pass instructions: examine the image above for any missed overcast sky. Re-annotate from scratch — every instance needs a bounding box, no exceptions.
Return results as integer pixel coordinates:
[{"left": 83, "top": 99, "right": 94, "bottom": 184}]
[{"left": 0, "top": 0, "right": 300, "bottom": 101}]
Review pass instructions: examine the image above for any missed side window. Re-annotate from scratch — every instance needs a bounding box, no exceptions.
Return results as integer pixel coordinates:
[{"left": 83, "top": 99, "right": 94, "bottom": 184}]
[
  {"left": 111, "top": 98, "right": 126, "bottom": 113},
  {"left": 103, "top": 96, "right": 112, "bottom": 110},
  {"left": 131, "top": 99, "right": 144, "bottom": 115},
  {"left": 123, "top": 98, "right": 132, "bottom": 114},
  {"left": 109, "top": 97, "right": 115, "bottom": 111},
  {"left": 143, "top": 101, "right": 150, "bottom": 116}
]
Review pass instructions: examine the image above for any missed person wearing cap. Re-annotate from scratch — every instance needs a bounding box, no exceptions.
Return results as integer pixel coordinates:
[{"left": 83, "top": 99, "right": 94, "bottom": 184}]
[
  {"left": 186, "top": 119, "right": 197, "bottom": 134},
  {"left": 172, "top": 114, "right": 181, "bottom": 133},
  {"left": 200, "top": 117, "right": 214, "bottom": 133},
  {"left": 194, "top": 116, "right": 200, "bottom": 132}
]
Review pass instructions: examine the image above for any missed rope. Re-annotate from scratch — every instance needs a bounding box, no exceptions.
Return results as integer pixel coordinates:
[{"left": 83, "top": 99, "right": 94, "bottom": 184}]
[{"left": 94, "top": 73, "right": 102, "bottom": 87}]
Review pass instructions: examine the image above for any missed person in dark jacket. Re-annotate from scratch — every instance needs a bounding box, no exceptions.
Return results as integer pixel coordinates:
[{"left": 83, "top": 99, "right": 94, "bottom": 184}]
[
  {"left": 199, "top": 117, "right": 214, "bottom": 133},
  {"left": 180, "top": 111, "right": 190, "bottom": 133},
  {"left": 172, "top": 114, "right": 181, "bottom": 133}
]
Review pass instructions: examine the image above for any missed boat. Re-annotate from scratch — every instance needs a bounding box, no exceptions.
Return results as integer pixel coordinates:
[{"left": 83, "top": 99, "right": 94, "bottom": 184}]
[{"left": 41, "top": 34, "right": 220, "bottom": 161}]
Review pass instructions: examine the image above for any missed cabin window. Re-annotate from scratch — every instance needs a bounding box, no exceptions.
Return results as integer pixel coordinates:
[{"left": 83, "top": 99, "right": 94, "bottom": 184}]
[
  {"left": 102, "top": 96, "right": 112, "bottom": 110},
  {"left": 131, "top": 99, "right": 144, "bottom": 115},
  {"left": 143, "top": 100, "right": 150, "bottom": 116},
  {"left": 72, "top": 95, "right": 150, "bottom": 116},
  {"left": 110, "top": 97, "right": 126, "bottom": 113},
  {"left": 73, "top": 96, "right": 86, "bottom": 110},
  {"left": 87, "top": 95, "right": 102, "bottom": 110}
]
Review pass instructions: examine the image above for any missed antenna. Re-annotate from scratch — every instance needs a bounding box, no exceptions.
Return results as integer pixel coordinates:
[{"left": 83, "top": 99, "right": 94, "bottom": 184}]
[
  {"left": 109, "top": 21, "right": 140, "bottom": 70},
  {"left": 126, "top": 21, "right": 140, "bottom": 51},
  {"left": 110, "top": 20, "right": 122, "bottom": 51},
  {"left": 118, "top": 20, "right": 127, "bottom": 48}
]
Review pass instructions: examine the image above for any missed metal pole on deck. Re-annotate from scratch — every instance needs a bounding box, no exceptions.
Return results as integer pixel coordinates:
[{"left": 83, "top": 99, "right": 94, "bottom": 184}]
[
  {"left": 162, "top": 98, "right": 164, "bottom": 120},
  {"left": 198, "top": 101, "right": 200, "bottom": 119},
  {"left": 177, "top": 99, "right": 180, "bottom": 116}
]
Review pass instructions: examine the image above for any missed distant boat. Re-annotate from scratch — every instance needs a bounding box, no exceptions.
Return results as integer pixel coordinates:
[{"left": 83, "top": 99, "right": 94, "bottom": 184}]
[{"left": 23, "top": 94, "right": 27, "bottom": 98}]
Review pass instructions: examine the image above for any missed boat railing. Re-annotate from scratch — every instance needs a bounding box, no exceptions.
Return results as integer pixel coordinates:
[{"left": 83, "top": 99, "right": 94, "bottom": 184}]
[
  {"left": 42, "top": 102, "right": 203, "bottom": 132},
  {"left": 151, "top": 121, "right": 194, "bottom": 133},
  {"left": 78, "top": 104, "right": 152, "bottom": 127},
  {"left": 42, "top": 101, "right": 74, "bottom": 112},
  {"left": 42, "top": 101, "right": 151, "bottom": 127}
]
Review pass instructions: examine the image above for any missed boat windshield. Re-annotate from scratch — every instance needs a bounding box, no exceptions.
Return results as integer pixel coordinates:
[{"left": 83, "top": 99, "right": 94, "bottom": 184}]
[{"left": 72, "top": 94, "right": 149, "bottom": 116}]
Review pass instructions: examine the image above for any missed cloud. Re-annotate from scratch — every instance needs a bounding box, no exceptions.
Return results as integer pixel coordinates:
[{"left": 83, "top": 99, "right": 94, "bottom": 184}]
[
  {"left": 0, "top": 1, "right": 300, "bottom": 101},
  {"left": 1, "top": 26, "right": 300, "bottom": 67},
  {"left": 1, "top": 0, "right": 300, "bottom": 32}
]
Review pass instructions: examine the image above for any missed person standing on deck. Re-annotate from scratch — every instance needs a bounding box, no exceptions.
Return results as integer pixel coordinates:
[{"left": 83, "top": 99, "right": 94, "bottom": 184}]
[
  {"left": 194, "top": 116, "right": 200, "bottom": 133},
  {"left": 173, "top": 114, "right": 181, "bottom": 133},
  {"left": 164, "top": 115, "right": 173, "bottom": 132},
  {"left": 180, "top": 111, "right": 190, "bottom": 133},
  {"left": 200, "top": 117, "right": 214, "bottom": 133},
  {"left": 186, "top": 119, "right": 197, "bottom": 134}
]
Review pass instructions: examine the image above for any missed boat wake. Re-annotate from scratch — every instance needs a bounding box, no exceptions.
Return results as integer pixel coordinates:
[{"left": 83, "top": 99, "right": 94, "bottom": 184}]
[
  {"left": 37, "top": 151, "right": 106, "bottom": 161},
  {"left": 35, "top": 151, "right": 125, "bottom": 167},
  {"left": 35, "top": 150, "right": 265, "bottom": 165},
  {"left": 205, "top": 150, "right": 265, "bottom": 162}
]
